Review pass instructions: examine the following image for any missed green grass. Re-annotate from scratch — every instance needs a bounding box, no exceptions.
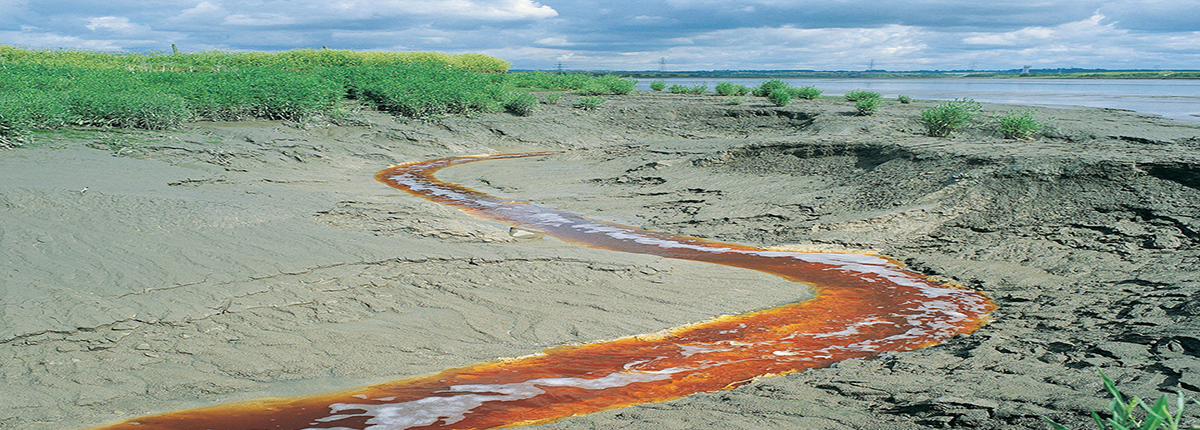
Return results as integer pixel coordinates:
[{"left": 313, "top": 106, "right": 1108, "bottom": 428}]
[
  {"left": 844, "top": 89, "right": 881, "bottom": 101},
  {"left": 0, "top": 45, "right": 510, "bottom": 72},
  {"left": 715, "top": 82, "right": 750, "bottom": 96},
  {"left": 897, "top": 94, "right": 913, "bottom": 104},
  {"left": 503, "top": 92, "right": 539, "bottom": 116},
  {"left": 920, "top": 98, "right": 982, "bottom": 137},
  {"left": 790, "top": 86, "right": 823, "bottom": 100},
  {"left": 650, "top": 80, "right": 667, "bottom": 91},
  {"left": 573, "top": 96, "right": 606, "bottom": 110},
  {"left": 1045, "top": 369, "right": 1200, "bottom": 430},
  {"left": 995, "top": 108, "right": 1050, "bottom": 139},
  {"left": 753, "top": 79, "right": 789, "bottom": 97},
  {"left": 855, "top": 97, "right": 880, "bottom": 115},
  {"left": 667, "top": 84, "right": 692, "bottom": 94},
  {"left": 0, "top": 48, "right": 663, "bottom": 144},
  {"left": 768, "top": 90, "right": 792, "bottom": 107}
]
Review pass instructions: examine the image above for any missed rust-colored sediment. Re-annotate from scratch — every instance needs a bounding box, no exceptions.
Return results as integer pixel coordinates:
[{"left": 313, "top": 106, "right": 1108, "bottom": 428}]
[{"left": 92, "top": 152, "right": 994, "bottom": 430}]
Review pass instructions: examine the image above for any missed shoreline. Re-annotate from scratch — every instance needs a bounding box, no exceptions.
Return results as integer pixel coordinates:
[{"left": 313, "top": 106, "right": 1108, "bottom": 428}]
[{"left": 2, "top": 93, "right": 1198, "bottom": 430}]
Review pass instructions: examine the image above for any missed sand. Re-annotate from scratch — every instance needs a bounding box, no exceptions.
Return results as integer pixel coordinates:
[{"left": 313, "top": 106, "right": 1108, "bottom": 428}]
[{"left": 1, "top": 92, "right": 1198, "bottom": 430}]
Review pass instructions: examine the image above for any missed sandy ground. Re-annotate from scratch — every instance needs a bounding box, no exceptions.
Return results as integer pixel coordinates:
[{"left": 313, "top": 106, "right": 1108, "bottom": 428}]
[{"left": 2, "top": 92, "right": 1199, "bottom": 430}]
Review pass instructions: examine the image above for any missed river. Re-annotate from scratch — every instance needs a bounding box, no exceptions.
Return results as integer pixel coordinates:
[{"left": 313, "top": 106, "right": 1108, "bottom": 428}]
[{"left": 635, "top": 78, "right": 1200, "bottom": 122}]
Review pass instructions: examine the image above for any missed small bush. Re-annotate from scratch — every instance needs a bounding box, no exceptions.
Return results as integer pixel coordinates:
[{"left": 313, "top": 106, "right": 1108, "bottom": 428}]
[
  {"left": 667, "top": 84, "right": 691, "bottom": 94},
  {"left": 650, "top": 80, "right": 667, "bottom": 91},
  {"left": 855, "top": 97, "right": 881, "bottom": 116},
  {"left": 897, "top": 94, "right": 912, "bottom": 104},
  {"left": 596, "top": 74, "right": 637, "bottom": 95},
  {"left": 573, "top": 96, "right": 605, "bottom": 110},
  {"left": 790, "top": 86, "right": 823, "bottom": 99},
  {"left": 542, "top": 93, "right": 561, "bottom": 105},
  {"left": 715, "top": 82, "right": 750, "bottom": 96},
  {"left": 996, "top": 109, "right": 1049, "bottom": 139},
  {"left": 920, "top": 98, "right": 982, "bottom": 137},
  {"left": 574, "top": 82, "right": 610, "bottom": 96},
  {"left": 844, "top": 89, "right": 881, "bottom": 101},
  {"left": 503, "top": 92, "right": 539, "bottom": 116},
  {"left": 753, "top": 79, "right": 789, "bottom": 97},
  {"left": 724, "top": 97, "right": 744, "bottom": 105},
  {"left": 767, "top": 90, "right": 792, "bottom": 107}
]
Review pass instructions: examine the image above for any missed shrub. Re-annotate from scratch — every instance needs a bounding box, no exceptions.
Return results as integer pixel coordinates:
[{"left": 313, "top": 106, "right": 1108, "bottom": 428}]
[
  {"left": 574, "top": 82, "right": 610, "bottom": 96},
  {"left": 767, "top": 90, "right": 792, "bottom": 107},
  {"left": 650, "top": 80, "right": 667, "bottom": 91},
  {"left": 596, "top": 74, "right": 637, "bottom": 95},
  {"left": 503, "top": 92, "right": 539, "bottom": 116},
  {"left": 573, "top": 96, "right": 605, "bottom": 110},
  {"left": 542, "top": 93, "right": 561, "bottom": 105},
  {"left": 996, "top": 109, "right": 1049, "bottom": 139},
  {"left": 897, "top": 94, "right": 912, "bottom": 104},
  {"left": 724, "top": 97, "right": 744, "bottom": 105},
  {"left": 715, "top": 82, "right": 750, "bottom": 96},
  {"left": 753, "top": 79, "right": 789, "bottom": 97},
  {"left": 790, "top": 86, "right": 823, "bottom": 99},
  {"left": 504, "top": 71, "right": 594, "bottom": 91},
  {"left": 667, "top": 84, "right": 691, "bottom": 94},
  {"left": 844, "top": 89, "right": 881, "bottom": 101},
  {"left": 855, "top": 97, "right": 880, "bottom": 115},
  {"left": 920, "top": 98, "right": 982, "bottom": 137}
]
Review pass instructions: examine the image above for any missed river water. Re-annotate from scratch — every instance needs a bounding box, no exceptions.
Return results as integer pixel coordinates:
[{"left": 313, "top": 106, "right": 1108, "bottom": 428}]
[{"left": 635, "top": 78, "right": 1200, "bottom": 122}]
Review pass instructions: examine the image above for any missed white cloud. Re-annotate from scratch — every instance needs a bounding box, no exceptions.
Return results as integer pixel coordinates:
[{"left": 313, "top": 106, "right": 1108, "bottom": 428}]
[
  {"left": 223, "top": 13, "right": 299, "bottom": 26},
  {"left": 962, "top": 13, "right": 1121, "bottom": 46},
  {"left": 174, "top": 2, "right": 228, "bottom": 22},
  {"left": 86, "top": 16, "right": 143, "bottom": 32},
  {"left": 328, "top": 0, "right": 556, "bottom": 20}
]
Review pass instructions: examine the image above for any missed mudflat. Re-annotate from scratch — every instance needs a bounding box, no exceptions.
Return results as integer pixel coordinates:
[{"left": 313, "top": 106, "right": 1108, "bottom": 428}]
[{"left": 2, "top": 92, "right": 1198, "bottom": 429}]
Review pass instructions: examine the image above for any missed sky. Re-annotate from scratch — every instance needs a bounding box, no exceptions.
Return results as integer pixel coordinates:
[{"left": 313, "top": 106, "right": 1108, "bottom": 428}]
[{"left": 2, "top": 0, "right": 1199, "bottom": 71}]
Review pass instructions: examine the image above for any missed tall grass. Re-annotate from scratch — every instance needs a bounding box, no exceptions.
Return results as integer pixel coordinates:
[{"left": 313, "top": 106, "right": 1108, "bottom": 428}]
[
  {"left": 0, "top": 48, "right": 654, "bottom": 144},
  {"left": 0, "top": 45, "right": 510, "bottom": 72}
]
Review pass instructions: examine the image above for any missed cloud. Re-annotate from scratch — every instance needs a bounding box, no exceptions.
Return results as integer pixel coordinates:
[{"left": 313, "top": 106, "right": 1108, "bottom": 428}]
[
  {"left": 327, "top": 0, "right": 557, "bottom": 21},
  {"left": 86, "top": 16, "right": 145, "bottom": 33},
  {"left": 0, "top": 0, "right": 1197, "bottom": 70},
  {"left": 223, "top": 13, "right": 300, "bottom": 26}
]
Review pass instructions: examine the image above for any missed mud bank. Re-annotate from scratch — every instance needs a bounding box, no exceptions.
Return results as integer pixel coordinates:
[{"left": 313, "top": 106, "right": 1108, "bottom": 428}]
[{"left": 2, "top": 92, "right": 1198, "bottom": 429}]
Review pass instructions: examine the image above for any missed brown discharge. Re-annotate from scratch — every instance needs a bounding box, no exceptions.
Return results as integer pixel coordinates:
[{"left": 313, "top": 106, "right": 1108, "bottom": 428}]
[{"left": 90, "top": 153, "right": 994, "bottom": 430}]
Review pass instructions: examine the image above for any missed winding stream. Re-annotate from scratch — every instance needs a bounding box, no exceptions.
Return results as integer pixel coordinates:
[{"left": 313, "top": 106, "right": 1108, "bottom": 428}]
[{"left": 92, "top": 152, "right": 994, "bottom": 430}]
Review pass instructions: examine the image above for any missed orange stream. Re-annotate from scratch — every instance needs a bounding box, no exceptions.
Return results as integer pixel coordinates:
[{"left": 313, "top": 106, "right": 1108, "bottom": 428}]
[{"left": 92, "top": 152, "right": 993, "bottom": 430}]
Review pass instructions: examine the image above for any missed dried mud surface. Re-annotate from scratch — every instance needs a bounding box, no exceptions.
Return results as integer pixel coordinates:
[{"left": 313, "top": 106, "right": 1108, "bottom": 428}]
[{"left": 2, "top": 92, "right": 1198, "bottom": 429}]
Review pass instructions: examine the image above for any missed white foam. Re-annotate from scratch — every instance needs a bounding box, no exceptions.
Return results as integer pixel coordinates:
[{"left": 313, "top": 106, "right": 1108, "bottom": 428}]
[{"left": 306, "top": 370, "right": 673, "bottom": 430}]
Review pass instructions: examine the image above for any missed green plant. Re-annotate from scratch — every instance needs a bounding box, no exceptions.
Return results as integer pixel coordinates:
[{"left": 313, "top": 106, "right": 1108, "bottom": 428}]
[
  {"left": 503, "top": 92, "right": 538, "bottom": 116},
  {"left": 573, "top": 96, "right": 605, "bottom": 110},
  {"left": 855, "top": 97, "right": 880, "bottom": 115},
  {"left": 650, "top": 80, "right": 667, "bottom": 91},
  {"left": 844, "top": 89, "right": 881, "bottom": 101},
  {"left": 1044, "top": 369, "right": 1200, "bottom": 430},
  {"left": 574, "top": 82, "right": 610, "bottom": 96},
  {"left": 724, "top": 97, "right": 744, "bottom": 105},
  {"left": 897, "top": 94, "right": 913, "bottom": 104},
  {"left": 920, "top": 98, "right": 982, "bottom": 137},
  {"left": 688, "top": 83, "right": 708, "bottom": 95},
  {"left": 667, "top": 84, "right": 691, "bottom": 94},
  {"left": 790, "top": 86, "right": 823, "bottom": 99},
  {"left": 542, "top": 93, "right": 561, "bottom": 105},
  {"left": 715, "top": 82, "right": 750, "bottom": 96},
  {"left": 753, "top": 79, "right": 790, "bottom": 97},
  {"left": 767, "top": 90, "right": 791, "bottom": 107},
  {"left": 995, "top": 108, "right": 1049, "bottom": 139},
  {"left": 596, "top": 74, "right": 637, "bottom": 95}
]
